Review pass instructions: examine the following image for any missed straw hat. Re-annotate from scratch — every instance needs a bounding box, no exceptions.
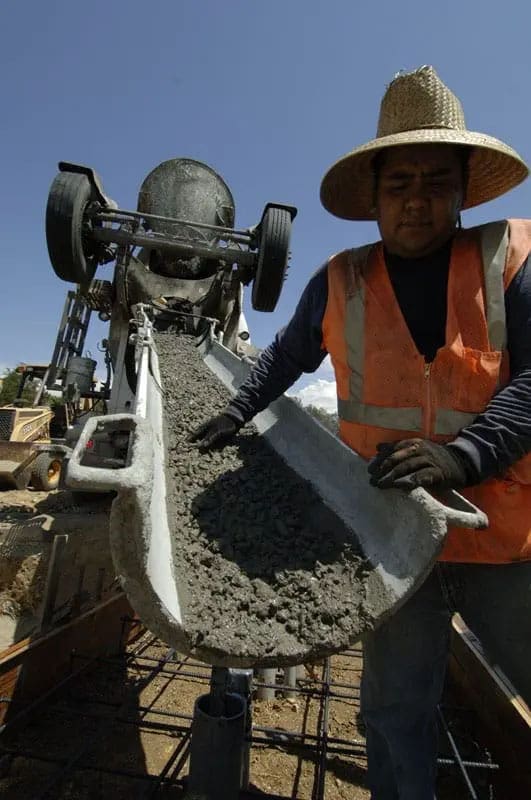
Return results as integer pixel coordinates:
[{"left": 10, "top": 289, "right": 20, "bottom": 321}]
[{"left": 320, "top": 66, "right": 529, "bottom": 221}]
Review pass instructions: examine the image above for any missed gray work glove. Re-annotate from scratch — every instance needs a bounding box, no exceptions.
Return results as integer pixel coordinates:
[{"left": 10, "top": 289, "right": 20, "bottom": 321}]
[
  {"left": 368, "top": 438, "right": 470, "bottom": 490},
  {"left": 188, "top": 413, "right": 242, "bottom": 452}
]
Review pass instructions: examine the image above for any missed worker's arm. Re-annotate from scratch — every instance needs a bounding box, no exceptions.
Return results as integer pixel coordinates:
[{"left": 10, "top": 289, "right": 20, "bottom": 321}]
[
  {"left": 226, "top": 265, "right": 329, "bottom": 424},
  {"left": 189, "top": 266, "right": 329, "bottom": 450}
]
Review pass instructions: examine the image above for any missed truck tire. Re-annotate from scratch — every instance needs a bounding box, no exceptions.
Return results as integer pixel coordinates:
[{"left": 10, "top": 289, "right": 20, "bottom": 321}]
[
  {"left": 46, "top": 171, "right": 99, "bottom": 284},
  {"left": 251, "top": 207, "right": 292, "bottom": 312},
  {"left": 30, "top": 454, "right": 62, "bottom": 491}
]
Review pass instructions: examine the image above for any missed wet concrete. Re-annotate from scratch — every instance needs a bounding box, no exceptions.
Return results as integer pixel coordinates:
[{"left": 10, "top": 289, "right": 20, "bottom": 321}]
[{"left": 153, "top": 332, "right": 388, "bottom": 664}]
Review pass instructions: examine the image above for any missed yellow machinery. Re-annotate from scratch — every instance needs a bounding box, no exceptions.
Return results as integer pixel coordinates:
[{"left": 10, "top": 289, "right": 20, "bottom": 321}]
[{"left": 0, "top": 365, "right": 64, "bottom": 490}]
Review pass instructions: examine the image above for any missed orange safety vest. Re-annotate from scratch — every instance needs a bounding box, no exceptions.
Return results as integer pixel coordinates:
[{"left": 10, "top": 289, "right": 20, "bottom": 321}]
[{"left": 322, "top": 219, "right": 531, "bottom": 564}]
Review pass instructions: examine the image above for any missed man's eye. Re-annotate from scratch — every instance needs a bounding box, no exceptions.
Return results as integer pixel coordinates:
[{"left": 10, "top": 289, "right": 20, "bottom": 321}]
[
  {"left": 429, "top": 180, "right": 452, "bottom": 193},
  {"left": 430, "top": 178, "right": 455, "bottom": 192}
]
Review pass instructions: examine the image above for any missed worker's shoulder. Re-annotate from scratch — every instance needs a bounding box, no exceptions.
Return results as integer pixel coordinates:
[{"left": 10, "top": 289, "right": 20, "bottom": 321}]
[
  {"left": 461, "top": 219, "right": 531, "bottom": 290},
  {"left": 327, "top": 241, "right": 379, "bottom": 269},
  {"left": 463, "top": 218, "right": 531, "bottom": 238}
]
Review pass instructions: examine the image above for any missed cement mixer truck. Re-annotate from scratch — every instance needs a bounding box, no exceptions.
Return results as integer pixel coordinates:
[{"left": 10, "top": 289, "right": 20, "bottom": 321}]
[
  {"left": 42, "top": 157, "right": 489, "bottom": 797},
  {"left": 42, "top": 154, "right": 489, "bottom": 662}
]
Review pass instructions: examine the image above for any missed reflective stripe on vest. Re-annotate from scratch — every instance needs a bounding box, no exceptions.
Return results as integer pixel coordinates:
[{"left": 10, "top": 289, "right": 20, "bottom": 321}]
[
  {"left": 339, "top": 224, "right": 508, "bottom": 435},
  {"left": 434, "top": 408, "right": 477, "bottom": 435},
  {"left": 479, "top": 221, "right": 508, "bottom": 351}
]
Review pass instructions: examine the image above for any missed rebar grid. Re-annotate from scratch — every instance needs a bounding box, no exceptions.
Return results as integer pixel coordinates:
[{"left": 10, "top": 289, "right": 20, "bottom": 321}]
[{"left": 0, "top": 623, "right": 498, "bottom": 799}]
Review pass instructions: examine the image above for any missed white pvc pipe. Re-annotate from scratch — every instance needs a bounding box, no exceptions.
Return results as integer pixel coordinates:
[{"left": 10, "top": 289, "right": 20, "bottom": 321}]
[
  {"left": 256, "top": 668, "right": 277, "bottom": 700},
  {"left": 284, "top": 666, "right": 298, "bottom": 699}
]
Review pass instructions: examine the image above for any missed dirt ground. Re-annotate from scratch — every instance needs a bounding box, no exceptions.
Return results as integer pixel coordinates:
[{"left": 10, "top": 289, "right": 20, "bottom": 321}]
[
  {"left": 0, "top": 487, "right": 370, "bottom": 799},
  {"left": 0, "top": 487, "right": 114, "bottom": 649},
  {"left": 0, "top": 633, "right": 370, "bottom": 799},
  {"left": 0, "top": 488, "right": 497, "bottom": 799},
  {"left": 0, "top": 629, "right": 494, "bottom": 800}
]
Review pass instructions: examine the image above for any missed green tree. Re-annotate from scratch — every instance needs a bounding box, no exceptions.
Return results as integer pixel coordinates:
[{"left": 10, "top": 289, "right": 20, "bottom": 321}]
[
  {"left": 290, "top": 396, "right": 339, "bottom": 435},
  {"left": 0, "top": 367, "right": 40, "bottom": 406},
  {"left": 305, "top": 404, "right": 339, "bottom": 435}
]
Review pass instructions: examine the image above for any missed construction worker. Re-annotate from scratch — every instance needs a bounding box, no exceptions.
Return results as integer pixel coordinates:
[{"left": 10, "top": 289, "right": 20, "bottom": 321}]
[{"left": 191, "top": 66, "right": 531, "bottom": 798}]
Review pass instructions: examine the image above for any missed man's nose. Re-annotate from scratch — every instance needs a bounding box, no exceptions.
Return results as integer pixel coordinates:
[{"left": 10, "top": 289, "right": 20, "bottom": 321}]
[{"left": 404, "top": 183, "right": 429, "bottom": 209}]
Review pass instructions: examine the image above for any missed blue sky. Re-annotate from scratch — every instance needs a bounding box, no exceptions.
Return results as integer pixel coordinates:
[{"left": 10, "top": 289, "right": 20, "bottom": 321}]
[{"left": 1, "top": 0, "right": 530, "bottom": 399}]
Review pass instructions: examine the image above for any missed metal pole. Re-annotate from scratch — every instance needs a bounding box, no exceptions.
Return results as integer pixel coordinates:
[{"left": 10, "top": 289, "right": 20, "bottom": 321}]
[
  {"left": 92, "top": 207, "right": 252, "bottom": 238},
  {"left": 93, "top": 227, "right": 256, "bottom": 267},
  {"left": 186, "top": 667, "right": 248, "bottom": 800},
  {"left": 226, "top": 668, "right": 253, "bottom": 791}
]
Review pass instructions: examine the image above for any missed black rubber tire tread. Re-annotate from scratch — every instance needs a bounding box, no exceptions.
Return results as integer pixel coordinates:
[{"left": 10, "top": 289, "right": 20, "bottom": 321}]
[
  {"left": 46, "top": 171, "right": 98, "bottom": 284},
  {"left": 251, "top": 208, "right": 292, "bottom": 312},
  {"left": 30, "top": 453, "right": 62, "bottom": 491}
]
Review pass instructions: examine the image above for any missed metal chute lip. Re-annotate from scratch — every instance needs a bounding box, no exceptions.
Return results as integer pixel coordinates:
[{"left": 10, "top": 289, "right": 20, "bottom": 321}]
[
  {"left": 66, "top": 413, "right": 153, "bottom": 492},
  {"left": 412, "top": 487, "right": 489, "bottom": 530}
]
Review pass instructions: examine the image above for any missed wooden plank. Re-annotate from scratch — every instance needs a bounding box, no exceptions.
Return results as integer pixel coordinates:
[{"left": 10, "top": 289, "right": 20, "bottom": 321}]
[
  {"left": 39, "top": 533, "right": 68, "bottom": 631},
  {"left": 448, "top": 613, "right": 531, "bottom": 794},
  {"left": 0, "top": 592, "right": 140, "bottom": 727}
]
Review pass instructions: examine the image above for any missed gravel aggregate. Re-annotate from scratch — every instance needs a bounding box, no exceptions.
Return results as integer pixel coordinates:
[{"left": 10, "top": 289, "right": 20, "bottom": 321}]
[{"left": 155, "top": 331, "right": 381, "bottom": 663}]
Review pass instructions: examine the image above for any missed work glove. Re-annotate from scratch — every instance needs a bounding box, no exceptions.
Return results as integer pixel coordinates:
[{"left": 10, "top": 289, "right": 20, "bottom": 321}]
[
  {"left": 367, "top": 438, "right": 469, "bottom": 490},
  {"left": 188, "top": 413, "right": 242, "bottom": 452}
]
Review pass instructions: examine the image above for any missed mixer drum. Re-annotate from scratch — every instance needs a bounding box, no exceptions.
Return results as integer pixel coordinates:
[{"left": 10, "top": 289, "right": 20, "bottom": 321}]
[{"left": 137, "top": 159, "right": 236, "bottom": 279}]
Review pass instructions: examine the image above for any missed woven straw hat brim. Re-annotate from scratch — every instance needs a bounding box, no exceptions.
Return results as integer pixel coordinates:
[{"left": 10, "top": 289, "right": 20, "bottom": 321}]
[{"left": 320, "top": 128, "right": 529, "bottom": 221}]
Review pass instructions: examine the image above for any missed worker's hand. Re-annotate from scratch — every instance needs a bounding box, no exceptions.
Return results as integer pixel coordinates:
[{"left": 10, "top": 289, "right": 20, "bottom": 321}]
[
  {"left": 367, "top": 438, "right": 469, "bottom": 490},
  {"left": 188, "top": 413, "right": 241, "bottom": 452}
]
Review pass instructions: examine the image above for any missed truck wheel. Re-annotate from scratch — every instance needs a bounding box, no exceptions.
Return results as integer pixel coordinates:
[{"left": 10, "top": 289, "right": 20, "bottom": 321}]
[
  {"left": 46, "top": 171, "right": 100, "bottom": 284},
  {"left": 251, "top": 207, "right": 292, "bottom": 312},
  {"left": 31, "top": 454, "right": 62, "bottom": 491}
]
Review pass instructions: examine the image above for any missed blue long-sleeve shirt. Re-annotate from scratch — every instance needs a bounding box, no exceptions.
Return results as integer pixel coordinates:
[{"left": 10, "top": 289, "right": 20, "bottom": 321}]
[{"left": 228, "top": 245, "right": 531, "bottom": 482}]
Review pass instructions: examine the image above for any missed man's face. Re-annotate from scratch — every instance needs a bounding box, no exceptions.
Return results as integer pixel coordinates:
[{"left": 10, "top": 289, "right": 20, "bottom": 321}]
[{"left": 375, "top": 144, "right": 465, "bottom": 258}]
